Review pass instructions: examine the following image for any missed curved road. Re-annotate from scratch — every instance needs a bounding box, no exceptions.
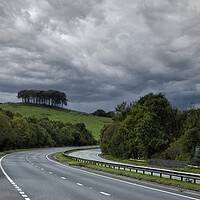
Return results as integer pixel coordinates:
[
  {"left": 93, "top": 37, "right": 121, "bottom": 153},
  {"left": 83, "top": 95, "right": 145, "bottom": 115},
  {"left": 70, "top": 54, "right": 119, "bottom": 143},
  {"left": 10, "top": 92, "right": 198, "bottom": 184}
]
[
  {"left": 69, "top": 149, "right": 116, "bottom": 162},
  {"left": 1, "top": 147, "right": 200, "bottom": 200},
  {"left": 69, "top": 149, "right": 200, "bottom": 183}
]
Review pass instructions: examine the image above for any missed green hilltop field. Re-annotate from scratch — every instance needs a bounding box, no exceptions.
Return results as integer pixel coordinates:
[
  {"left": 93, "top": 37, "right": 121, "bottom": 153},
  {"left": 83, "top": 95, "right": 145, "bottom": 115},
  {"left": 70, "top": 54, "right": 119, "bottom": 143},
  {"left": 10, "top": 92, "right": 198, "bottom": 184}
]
[{"left": 0, "top": 103, "right": 111, "bottom": 140}]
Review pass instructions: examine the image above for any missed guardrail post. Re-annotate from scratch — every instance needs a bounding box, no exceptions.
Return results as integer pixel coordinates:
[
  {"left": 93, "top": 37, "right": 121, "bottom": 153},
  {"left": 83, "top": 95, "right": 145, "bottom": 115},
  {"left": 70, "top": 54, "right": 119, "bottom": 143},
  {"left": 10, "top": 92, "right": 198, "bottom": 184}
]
[
  {"left": 160, "top": 173, "right": 162, "bottom": 178},
  {"left": 151, "top": 172, "right": 153, "bottom": 176},
  {"left": 194, "top": 179, "right": 196, "bottom": 184},
  {"left": 181, "top": 177, "right": 183, "bottom": 181}
]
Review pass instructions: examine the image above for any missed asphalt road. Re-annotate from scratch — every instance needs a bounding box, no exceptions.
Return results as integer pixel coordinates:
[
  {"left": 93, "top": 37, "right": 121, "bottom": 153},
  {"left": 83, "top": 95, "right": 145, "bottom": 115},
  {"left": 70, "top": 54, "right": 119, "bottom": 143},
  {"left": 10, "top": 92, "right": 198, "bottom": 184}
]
[
  {"left": 1, "top": 148, "right": 200, "bottom": 200},
  {"left": 69, "top": 149, "right": 115, "bottom": 162}
]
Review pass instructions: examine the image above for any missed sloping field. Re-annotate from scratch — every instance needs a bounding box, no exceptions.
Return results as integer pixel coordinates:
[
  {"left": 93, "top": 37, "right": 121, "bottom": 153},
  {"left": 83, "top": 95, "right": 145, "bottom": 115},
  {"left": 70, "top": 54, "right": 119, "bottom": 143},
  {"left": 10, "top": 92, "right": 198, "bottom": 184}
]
[{"left": 0, "top": 103, "right": 111, "bottom": 140}]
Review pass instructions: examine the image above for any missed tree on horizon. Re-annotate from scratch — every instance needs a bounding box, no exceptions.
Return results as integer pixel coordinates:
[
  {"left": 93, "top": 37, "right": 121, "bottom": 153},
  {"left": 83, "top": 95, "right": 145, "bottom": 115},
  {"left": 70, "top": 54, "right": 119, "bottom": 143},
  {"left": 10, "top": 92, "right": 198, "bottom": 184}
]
[{"left": 17, "top": 90, "right": 68, "bottom": 108}]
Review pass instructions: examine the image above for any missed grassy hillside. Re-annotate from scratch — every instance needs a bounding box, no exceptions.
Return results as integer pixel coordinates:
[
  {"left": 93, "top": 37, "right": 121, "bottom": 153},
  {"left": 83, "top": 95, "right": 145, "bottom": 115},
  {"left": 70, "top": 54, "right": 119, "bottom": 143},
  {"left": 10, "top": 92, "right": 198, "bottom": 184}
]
[{"left": 0, "top": 103, "right": 111, "bottom": 140}]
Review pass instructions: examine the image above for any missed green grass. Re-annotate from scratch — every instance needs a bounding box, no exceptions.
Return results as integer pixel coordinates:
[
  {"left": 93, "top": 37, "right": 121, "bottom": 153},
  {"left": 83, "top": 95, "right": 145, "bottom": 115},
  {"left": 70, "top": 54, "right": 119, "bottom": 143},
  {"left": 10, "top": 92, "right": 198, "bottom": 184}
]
[
  {"left": 0, "top": 147, "right": 52, "bottom": 157},
  {"left": 103, "top": 154, "right": 148, "bottom": 165},
  {"left": 56, "top": 153, "right": 200, "bottom": 192},
  {"left": 174, "top": 167, "right": 200, "bottom": 174},
  {"left": 0, "top": 103, "right": 111, "bottom": 140}
]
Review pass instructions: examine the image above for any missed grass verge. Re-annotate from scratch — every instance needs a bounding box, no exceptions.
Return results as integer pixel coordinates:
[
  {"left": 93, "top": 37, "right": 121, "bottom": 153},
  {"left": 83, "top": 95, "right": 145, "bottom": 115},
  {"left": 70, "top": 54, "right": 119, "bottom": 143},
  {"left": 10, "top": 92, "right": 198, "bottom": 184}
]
[
  {"left": 174, "top": 168, "right": 200, "bottom": 174},
  {"left": 102, "top": 154, "right": 148, "bottom": 165},
  {"left": 0, "top": 147, "right": 56, "bottom": 157},
  {"left": 56, "top": 152, "right": 200, "bottom": 192},
  {"left": 0, "top": 149, "right": 34, "bottom": 156}
]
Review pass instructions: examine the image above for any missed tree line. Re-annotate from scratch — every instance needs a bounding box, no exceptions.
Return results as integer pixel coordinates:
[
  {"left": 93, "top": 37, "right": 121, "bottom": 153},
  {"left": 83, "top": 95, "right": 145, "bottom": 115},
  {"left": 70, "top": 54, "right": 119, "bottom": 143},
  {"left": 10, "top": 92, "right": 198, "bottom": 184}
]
[
  {"left": 92, "top": 109, "right": 114, "bottom": 118},
  {"left": 17, "top": 90, "right": 68, "bottom": 108},
  {"left": 0, "top": 108, "right": 96, "bottom": 151},
  {"left": 100, "top": 93, "right": 200, "bottom": 164}
]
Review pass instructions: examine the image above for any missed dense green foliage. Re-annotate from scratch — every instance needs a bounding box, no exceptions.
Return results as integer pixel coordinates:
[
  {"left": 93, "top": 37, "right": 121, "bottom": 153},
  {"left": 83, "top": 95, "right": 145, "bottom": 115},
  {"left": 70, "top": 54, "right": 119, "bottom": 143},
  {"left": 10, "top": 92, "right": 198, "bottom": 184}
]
[
  {"left": 92, "top": 109, "right": 114, "bottom": 118},
  {"left": 163, "top": 109, "right": 200, "bottom": 162},
  {"left": 0, "top": 103, "right": 111, "bottom": 140},
  {"left": 100, "top": 93, "right": 200, "bottom": 163},
  {"left": 0, "top": 108, "right": 96, "bottom": 151},
  {"left": 18, "top": 89, "right": 67, "bottom": 108}
]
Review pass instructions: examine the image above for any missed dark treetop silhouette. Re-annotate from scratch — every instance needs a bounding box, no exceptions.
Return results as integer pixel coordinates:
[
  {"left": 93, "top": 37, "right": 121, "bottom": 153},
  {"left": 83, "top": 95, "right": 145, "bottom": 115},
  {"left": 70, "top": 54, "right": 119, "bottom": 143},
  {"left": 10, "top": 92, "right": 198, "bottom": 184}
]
[{"left": 18, "top": 90, "right": 68, "bottom": 108}]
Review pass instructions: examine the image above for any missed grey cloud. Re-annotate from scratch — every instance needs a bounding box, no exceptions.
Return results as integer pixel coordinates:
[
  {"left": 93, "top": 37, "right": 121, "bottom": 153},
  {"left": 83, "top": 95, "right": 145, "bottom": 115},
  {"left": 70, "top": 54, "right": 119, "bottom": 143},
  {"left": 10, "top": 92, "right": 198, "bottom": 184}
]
[{"left": 1, "top": 0, "right": 200, "bottom": 112}]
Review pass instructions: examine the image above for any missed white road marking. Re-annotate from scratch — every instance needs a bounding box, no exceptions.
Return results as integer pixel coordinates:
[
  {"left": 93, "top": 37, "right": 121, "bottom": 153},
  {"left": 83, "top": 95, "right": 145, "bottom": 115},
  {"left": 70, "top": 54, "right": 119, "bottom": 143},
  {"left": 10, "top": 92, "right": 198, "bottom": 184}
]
[
  {"left": 46, "top": 153, "right": 200, "bottom": 200},
  {"left": 76, "top": 183, "right": 83, "bottom": 186},
  {"left": 49, "top": 172, "right": 53, "bottom": 174},
  {"left": 20, "top": 192, "right": 25, "bottom": 194},
  {"left": 22, "top": 195, "right": 28, "bottom": 197},
  {"left": 41, "top": 168, "right": 44, "bottom": 170},
  {"left": 0, "top": 155, "right": 32, "bottom": 200},
  {"left": 61, "top": 177, "right": 66, "bottom": 179},
  {"left": 100, "top": 192, "right": 111, "bottom": 196}
]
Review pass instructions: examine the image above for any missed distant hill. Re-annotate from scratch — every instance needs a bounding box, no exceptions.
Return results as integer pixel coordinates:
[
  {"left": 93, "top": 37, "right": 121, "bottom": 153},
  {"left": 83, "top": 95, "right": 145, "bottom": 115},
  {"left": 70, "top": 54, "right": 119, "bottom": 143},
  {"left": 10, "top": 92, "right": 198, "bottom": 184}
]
[{"left": 0, "top": 103, "right": 111, "bottom": 140}]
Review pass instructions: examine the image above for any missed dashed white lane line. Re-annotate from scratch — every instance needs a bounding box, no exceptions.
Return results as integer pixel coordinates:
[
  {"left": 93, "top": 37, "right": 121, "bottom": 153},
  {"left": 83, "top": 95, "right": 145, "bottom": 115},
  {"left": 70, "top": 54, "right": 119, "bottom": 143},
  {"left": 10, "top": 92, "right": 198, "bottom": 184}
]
[
  {"left": 49, "top": 172, "right": 53, "bottom": 174},
  {"left": 100, "top": 192, "right": 111, "bottom": 196},
  {"left": 0, "top": 155, "right": 32, "bottom": 200},
  {"left": 41, "top": 168, "right": 44, "bottom": 170},
  {"left": 76, "top": 183, "right": 83, "bottom": 186},
  {"left": 61, "top": 177, "right": 66, "bottom": 180},
  {"left": 46, "top": 153, "right": 200, "bottom": 200},
  {"left": 20, "top": 192, "right": 25, "bottom": 194}
]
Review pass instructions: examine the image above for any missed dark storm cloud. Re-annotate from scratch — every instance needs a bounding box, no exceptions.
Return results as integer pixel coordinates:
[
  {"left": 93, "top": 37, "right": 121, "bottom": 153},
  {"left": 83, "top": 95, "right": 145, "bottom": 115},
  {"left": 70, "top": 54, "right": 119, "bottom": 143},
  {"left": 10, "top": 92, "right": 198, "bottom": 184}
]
[{"left": 0, "top": 0, "right": 200, "bottom": 112}]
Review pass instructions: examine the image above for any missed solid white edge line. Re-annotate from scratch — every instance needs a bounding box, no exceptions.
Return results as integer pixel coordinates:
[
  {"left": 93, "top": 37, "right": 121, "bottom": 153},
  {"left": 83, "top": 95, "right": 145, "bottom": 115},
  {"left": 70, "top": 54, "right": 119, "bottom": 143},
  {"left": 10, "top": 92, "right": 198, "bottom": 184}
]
[
  {"left": 0, "top": 154, "right": 31, "bottom": 200},
  {"left": 46, "top": 153, "right": 200, "bottom": 200},
  {"left": 0, "top": 155, "right": 14, "bottom": 183}
]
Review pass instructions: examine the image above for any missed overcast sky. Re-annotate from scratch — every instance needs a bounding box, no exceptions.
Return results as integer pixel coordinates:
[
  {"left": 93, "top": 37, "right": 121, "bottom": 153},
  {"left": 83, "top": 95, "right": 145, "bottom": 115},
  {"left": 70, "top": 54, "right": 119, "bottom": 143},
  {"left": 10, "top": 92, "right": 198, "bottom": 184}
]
[{"left": 0, "top": 0, "right": 200, "bottom": 112}]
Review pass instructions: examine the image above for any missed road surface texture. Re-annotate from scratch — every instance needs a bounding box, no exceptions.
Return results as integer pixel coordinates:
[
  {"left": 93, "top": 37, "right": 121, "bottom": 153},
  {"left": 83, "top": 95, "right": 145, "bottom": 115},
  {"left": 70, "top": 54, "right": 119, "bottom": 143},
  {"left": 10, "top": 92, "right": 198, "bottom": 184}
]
[
  {"left": 1, "top": 148, "right": 200, "bottom": 200},
  {"left": 69, "top": 149, "right": 117, "bottom": 163}
]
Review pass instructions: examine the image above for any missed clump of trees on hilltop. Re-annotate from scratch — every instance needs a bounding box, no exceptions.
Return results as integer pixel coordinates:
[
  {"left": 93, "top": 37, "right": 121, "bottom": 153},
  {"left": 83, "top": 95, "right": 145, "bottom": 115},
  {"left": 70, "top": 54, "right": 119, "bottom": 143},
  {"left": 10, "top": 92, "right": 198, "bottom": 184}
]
[
  {"left": 100, "top": 93, "right": 200, "bottom": 164},
  {"left": 92, "top": 109, "right": 115, "bottom": 118},
  {"left": 17, "top": 90, "right": 67, "bottom": 108},
  {"left": 0, "top": 108, "right": 97, "bottom": 151}
]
